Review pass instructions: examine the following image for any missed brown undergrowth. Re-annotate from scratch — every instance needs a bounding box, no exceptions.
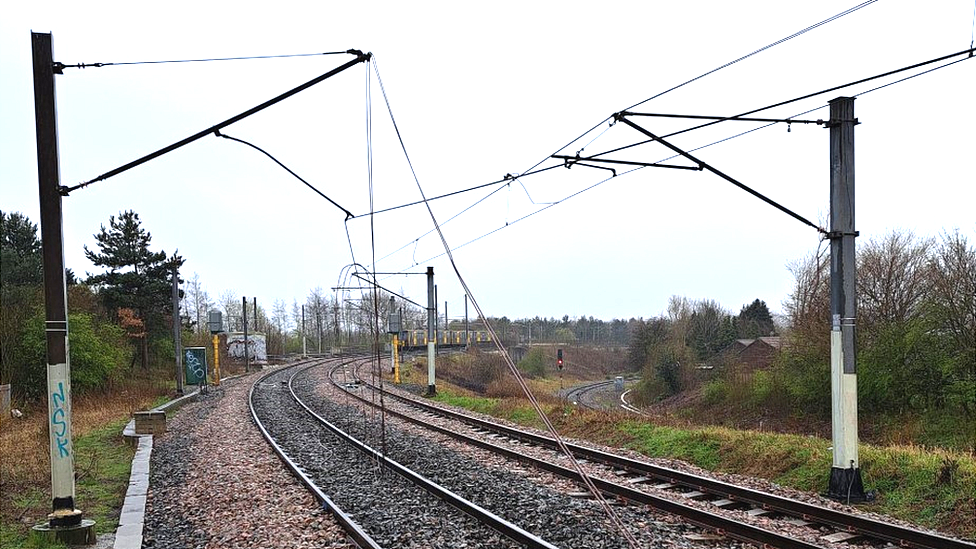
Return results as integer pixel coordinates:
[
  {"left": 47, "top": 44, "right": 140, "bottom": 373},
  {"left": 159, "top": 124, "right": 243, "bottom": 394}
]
[{"left": 0, "top": 368, "right": 173, "bottom": 543}]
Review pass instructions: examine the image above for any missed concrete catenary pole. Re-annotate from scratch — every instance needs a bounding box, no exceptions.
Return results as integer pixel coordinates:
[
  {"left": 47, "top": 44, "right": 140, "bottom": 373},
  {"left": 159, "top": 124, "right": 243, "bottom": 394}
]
[
  {"left": 301, "top": 304, "right": 307, "bottom": 358},
  {"left": 464, "top": 294, "right": 469, "bottom": 349},
  {"left": 827, "top": 96, "right": 867, "bottom": 501},
  {"left": 426, "top": 267, "right": 436, "bottom": 395},
  {"left": 172, "top": 266, "right": 183, "bottom": 395},
  {"left": 31, "top": 31, "right": 94, "bottom": 541}
]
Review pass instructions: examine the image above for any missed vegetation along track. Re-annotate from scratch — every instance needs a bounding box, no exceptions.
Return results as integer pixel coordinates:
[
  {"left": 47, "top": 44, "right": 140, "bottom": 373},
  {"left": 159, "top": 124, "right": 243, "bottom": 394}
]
[
  {"left": 343, "top": 358, "right": 975, "bottom": 549},
  {"left": 252, "top": 358, "right": 585, "bottom": 549}
]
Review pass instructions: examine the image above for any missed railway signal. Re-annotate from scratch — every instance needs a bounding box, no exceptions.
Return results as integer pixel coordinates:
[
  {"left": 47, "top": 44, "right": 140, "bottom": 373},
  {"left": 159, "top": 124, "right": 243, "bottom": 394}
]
[{"left": 556, "top": 349, "right": 563, "bottom": 369}]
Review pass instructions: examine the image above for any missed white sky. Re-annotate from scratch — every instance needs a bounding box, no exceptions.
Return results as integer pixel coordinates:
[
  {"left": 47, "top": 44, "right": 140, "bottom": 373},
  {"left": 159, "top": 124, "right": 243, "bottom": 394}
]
[{"left": 2, "top": 1, "right": 974, "bottom": 322}]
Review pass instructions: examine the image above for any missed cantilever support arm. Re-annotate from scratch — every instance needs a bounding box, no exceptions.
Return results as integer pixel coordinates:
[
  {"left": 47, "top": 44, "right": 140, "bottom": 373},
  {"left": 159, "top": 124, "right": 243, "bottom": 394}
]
[
  {"left": 63, "top": 50, "right": 371, "bottom": 195},
  {"left": 613, "top": 113, "right": 826, "bottom": 233}
]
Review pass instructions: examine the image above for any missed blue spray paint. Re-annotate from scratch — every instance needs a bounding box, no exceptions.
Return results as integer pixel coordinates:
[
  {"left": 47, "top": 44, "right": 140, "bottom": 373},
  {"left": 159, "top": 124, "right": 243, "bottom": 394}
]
[{"left": 50, "top": 381, "right": 69, "bottom": 458}]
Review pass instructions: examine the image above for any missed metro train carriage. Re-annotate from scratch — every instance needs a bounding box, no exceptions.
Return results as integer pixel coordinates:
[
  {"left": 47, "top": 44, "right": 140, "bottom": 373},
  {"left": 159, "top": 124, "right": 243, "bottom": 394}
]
[{"left": 398, "top": 329, "right": 492, "bottom": 350}]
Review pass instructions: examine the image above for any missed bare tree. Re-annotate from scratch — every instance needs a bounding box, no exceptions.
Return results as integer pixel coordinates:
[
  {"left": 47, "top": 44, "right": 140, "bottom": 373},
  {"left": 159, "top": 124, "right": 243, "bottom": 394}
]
[
  {"left": 857, "top": 230, "right": 933, "bottom": 334},
  {"left": 183, "top": 272, "right": 213, "bottom": 334},
  {"left": 928, "top": 229, "right": 976, "bottom": 367}
]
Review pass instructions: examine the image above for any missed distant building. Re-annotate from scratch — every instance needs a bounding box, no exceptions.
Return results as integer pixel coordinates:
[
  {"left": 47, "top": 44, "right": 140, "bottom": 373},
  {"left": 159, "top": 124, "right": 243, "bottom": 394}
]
[{"left": 730, "top": 336, "right": 784, "bottom": 372}]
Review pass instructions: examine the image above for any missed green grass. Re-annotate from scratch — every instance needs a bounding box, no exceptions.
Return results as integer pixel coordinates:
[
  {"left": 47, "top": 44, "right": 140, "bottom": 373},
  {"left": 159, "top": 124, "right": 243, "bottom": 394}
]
[
  {"left": 72, "top": 418, "right": 136, "bottom": 534},
  {"left": 436, "top": 391, "right": 976, "bottom": 539},
  {"left": 1, "top": 419, "right": 135, "bottom": 548},
  {"left": 432, "top": 392, "right": 500, "bottom": 415}
]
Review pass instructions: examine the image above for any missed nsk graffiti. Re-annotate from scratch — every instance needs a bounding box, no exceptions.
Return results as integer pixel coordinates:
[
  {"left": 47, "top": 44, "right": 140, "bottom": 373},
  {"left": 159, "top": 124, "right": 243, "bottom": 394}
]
[{"left": 50, "top": 381, "right": 69, "bottom": 458}]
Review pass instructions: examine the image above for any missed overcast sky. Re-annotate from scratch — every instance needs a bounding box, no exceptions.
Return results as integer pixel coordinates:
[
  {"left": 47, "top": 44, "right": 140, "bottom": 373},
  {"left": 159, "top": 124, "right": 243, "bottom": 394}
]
[{"left": 2, "top": 1, "right": 974, "bottom": 323}]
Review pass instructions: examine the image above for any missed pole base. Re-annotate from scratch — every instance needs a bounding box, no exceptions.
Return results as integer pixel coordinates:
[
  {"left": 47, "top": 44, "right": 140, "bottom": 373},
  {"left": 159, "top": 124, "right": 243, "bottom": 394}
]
[
  {"left": 32, "top": 518, "right": 96, "bottom": 545},
  {"left": 425, "top": 384, "right": 436, "bottom": 397},
  {"left": 826, "top": 466, "right": 869, "bottom": 503}
]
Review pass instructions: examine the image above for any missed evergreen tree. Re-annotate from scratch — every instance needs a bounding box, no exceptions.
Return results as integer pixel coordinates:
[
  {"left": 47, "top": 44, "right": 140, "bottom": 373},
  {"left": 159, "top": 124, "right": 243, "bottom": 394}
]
[
  {"left": 736, "top": 298, "right": 775, "bottom": 338},
  {"left": 83, "top": 210, "right": 184, "bottom": 354},
  {"left": 1, "top": 211, "right": 43, "bottom": 287}
]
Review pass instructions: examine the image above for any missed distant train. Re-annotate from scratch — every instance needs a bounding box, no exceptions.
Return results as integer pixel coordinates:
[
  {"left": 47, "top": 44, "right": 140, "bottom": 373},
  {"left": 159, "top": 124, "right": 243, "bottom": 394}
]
[{"left": 398, "top": 329, "right": 492, "bottom": 350}]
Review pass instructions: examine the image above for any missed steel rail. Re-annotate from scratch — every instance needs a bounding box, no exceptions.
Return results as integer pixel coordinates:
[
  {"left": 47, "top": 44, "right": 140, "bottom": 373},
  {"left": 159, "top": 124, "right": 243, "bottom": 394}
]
[
  {"left": 564, "top": 379, "right": 617, "bottom": 411},
  {"left": 248, "top": 360, "right": 382, "bottom": 549},
  {"left": 352, "top": 361, "right": 975, "bottom": 549},
  {"left": 293, "top": 362, "right": 561, "bottom": 549},
  {"left": 336, "top": 361, "right": 825, "bottom": 549}
]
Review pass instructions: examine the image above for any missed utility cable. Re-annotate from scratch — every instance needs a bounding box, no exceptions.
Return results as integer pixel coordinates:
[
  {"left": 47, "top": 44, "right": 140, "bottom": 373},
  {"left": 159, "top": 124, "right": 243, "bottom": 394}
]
[
  {"left": 214, "top": 131, "right": 354, "bottom": 219},
  {"left": 621, "top": 46, "right": 976, "bottom": 144},
  {"left": 626, "top": 1, "right": 878, "bottom": 113},
  {"left": 352, "top": 165, "right": 560, "bottom": 218},
  {"left": 364, "top": 2, "right": 886, "bottom": 267},
  {"left": 365, "top": 55, "right": 389, "bottom": 458},
  {"left": 57, "top": 50, "right": 353, "bottom": 70},
  {"left": 403, "top": 104, "right": 828, "bottom": 270},
  {"left": 65, "top": 50, "right": 370, "bottom": 194},
  {"left": 370, "top": 55, "right": 643, "bottom": 549},
  {"left": 512, "top": 0, "right": 878, "bottom": 187},
  {"left": 394, "top": 40, "right": 972, "bottom": 270}
]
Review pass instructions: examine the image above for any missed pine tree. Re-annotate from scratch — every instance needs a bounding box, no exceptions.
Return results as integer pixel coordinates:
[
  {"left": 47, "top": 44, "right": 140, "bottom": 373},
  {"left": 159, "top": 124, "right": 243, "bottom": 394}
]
[
  {"left": 84, "top": 211, "right": 184, "bottom": 366},
  {"left": 736, "top": 298, "right": 775, "bottom": 338}
]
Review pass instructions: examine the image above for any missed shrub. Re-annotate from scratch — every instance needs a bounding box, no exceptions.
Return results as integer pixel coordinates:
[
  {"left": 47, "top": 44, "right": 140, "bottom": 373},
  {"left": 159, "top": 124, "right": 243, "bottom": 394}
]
[
  {"left": 15, "top": 311, "right": 127, "bottom": 399},
  {"left": 517, "top": 347, "right": 547, "bottom": 378},
  {"left": 703, "top": 379, "right": 729, "bottom": 405}
]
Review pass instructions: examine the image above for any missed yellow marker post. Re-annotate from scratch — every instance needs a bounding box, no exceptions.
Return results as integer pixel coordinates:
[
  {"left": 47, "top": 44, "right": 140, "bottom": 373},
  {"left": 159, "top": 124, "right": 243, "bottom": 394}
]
[
  {"left": 393, "top": 334, "right": 401, "bottom": 384},
  {"left": 212, "top": 335, "right": 221, "bottom": 386}
]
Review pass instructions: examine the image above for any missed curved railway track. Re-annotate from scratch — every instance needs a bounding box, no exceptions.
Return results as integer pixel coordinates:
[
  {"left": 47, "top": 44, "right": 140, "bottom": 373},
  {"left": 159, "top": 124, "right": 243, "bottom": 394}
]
[
  {"left": 252, "top": 358, "right": 632, "bottom": 548},
  {"left": 338, "top": 357, "right": 975, "bottom": 549},
  {"left": 565, "top": 379, "right": 646, "bottom": 415}
]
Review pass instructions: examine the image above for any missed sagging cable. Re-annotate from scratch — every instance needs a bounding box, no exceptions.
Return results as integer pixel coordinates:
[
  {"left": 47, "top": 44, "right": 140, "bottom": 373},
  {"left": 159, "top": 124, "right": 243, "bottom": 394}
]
[{"left": 214, "top": 131, "right": 354, "bottom": 220}]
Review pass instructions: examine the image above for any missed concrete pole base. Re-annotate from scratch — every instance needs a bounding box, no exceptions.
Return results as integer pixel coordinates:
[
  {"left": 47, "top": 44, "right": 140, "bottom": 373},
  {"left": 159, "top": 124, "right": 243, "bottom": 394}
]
[
  {"left": 826, "top": 466, "right": 870, "bottom": 503},
  {"left": 32, "top": 518, "right": 96, "bottom": 545},
  {"left": 425, "top": 384, "right": 436, "bottom": 397}
]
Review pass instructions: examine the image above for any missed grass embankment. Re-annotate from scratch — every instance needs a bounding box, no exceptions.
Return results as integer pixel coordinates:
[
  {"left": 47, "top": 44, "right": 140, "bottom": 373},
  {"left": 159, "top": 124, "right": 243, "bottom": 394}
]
[
  {"left": 432, "top": 388, "right": 976, "bottom": 539},
  {"left": 0, "top": 373, "right": 173, "bottom": 548}
]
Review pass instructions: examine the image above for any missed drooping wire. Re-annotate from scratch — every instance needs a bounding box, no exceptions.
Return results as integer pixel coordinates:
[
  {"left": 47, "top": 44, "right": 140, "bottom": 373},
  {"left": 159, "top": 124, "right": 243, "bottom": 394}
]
[
  {"left": 370, "top": 54, "right": 643, "bottom": 549},
  {"left": 214, "top": 131, "right": 354, "bottom": 219},
  {"left": 365, "top": 55, "right": 389, "bottom": 459}
]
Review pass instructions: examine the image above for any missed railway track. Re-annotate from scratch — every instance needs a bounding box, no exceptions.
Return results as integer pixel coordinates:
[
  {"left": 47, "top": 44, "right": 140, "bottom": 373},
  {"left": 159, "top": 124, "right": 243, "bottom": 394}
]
[
  {"left": 340, "top": 358, "right": 974, "bottom": 549},
  {"left": 566, "top": 378, "right": 646, "bottom": 415},
  {"left": 253, "top": 358, "right": 641, "bottom": 548}
]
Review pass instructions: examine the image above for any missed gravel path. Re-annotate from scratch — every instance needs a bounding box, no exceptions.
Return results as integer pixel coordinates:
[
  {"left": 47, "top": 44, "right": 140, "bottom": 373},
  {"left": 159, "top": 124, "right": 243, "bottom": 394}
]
[
  {"left": 296, "top": 363, "right": 736, "bottom": 549},
  {"left": 142, "top": 373, "right": 351, "bottom": 549}
]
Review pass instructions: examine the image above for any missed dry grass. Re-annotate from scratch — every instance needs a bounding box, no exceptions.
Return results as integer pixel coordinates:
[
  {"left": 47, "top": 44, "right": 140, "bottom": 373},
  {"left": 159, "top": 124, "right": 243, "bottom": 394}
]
[{"left": 0, "top": 369, "right": 172, "bottom": 536}]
